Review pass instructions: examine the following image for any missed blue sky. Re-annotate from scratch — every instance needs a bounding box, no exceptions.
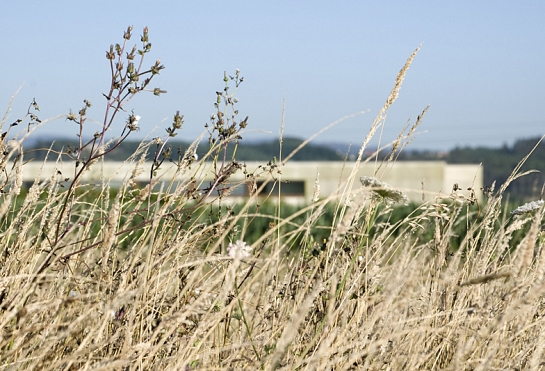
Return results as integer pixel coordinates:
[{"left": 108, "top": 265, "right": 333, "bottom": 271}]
[{"left": 1, "top": 1, "right": 544, "bottom": 151}]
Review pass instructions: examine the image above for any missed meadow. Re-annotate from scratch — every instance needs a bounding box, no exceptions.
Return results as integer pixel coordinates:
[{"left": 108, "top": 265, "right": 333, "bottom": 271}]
[{"left": 1, "top": 27, "right": 545, "bottom": 370}]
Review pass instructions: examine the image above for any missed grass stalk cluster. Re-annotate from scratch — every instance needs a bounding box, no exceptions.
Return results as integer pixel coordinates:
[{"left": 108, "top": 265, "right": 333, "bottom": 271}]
[{"left": 0, "top": 27, "right": 544, "bottom": 370}]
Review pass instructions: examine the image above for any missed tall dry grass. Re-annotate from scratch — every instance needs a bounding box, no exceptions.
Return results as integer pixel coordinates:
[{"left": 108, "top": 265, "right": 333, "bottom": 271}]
[{"left": 0, "top": 28, "right": 544, "bottom": 371}]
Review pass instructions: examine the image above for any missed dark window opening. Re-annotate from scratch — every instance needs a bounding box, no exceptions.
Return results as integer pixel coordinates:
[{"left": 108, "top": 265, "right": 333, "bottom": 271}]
[{"left": 255, "top": 181, "right": 305, "bottom": 197}]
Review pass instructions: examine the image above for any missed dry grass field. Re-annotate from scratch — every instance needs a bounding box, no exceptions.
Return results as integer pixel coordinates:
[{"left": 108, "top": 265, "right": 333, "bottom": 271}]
[{"left": 1, "top": 27, "right": 545, "bottom": 370}]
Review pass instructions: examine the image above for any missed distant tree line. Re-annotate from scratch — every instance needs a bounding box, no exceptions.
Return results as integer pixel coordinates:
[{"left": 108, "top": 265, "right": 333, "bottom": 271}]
[{"left": 446, "top": 137, "right": 545, "bottom": 202}]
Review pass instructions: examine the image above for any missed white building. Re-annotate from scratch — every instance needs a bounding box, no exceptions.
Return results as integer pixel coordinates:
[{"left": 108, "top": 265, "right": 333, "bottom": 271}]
[{"left": 18, "top": 160, "right": 483, "bottom": 204}]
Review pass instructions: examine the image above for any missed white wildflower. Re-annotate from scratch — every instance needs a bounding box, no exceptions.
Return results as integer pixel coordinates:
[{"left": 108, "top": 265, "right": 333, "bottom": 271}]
[
  {"left": 360, "top": 176, "right": 409, "bottom": 205},
  {"left": 184, "top": 152, "right": 198, "bottom": 162},
  {"left": 227, "top": 240, "right": 252, "bottom": 259},
  {"left": 511, "top": 200, "right": 544, "bottom": 216}
]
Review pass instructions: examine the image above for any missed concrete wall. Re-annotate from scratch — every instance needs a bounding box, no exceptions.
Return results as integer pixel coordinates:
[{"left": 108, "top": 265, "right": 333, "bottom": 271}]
[
  {"left": 17, "top": 160, "right": 483, "bottom": 203},
  {"left": 258, "top": 161, "right": 483, "bottom": 203}
]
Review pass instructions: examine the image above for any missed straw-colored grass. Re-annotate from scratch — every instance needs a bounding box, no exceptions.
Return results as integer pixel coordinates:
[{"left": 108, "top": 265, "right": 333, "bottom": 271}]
[{"left": 1, "top": 28, "right": 544, "bottom": 371}]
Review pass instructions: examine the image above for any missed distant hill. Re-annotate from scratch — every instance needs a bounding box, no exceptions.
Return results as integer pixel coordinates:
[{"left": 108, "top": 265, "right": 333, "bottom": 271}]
[{"left": 25, "top": 136, "right": 345, "bottom": 162}]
